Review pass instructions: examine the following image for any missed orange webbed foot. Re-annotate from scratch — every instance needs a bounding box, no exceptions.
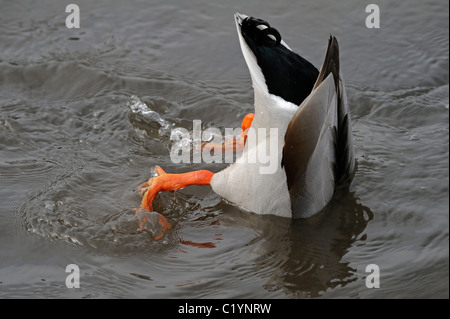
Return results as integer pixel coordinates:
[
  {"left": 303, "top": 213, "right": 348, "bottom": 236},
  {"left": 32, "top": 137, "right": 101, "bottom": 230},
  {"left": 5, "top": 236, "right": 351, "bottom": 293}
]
[
  {"left": 135, "top": 208, "right": 171, "bottom": 240},
  {"left": 135, "top": 166, "right": 214, "bottom": 239},
  {"left": 135, "top": 165, "right": 171, "bottom": 239},
  {"left": 137, "top": 165, "right": 167, "bottom": 210}
]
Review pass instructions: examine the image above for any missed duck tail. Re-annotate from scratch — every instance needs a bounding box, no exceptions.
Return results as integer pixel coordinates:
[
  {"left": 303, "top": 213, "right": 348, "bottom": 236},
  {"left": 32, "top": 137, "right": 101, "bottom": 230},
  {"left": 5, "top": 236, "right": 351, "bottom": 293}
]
[
  {"left": 313, "top": 35, "right": 340, "bottom": 91},
  {"left": 324, "top": 36, "right": 355, "bottom": 185}
]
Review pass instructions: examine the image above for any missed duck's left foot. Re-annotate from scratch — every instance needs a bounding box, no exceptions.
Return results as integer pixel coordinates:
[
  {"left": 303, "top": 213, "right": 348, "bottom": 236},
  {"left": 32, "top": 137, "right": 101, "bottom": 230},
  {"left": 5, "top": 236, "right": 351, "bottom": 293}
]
[
  {"left": 135, "top": 165, "right": 172, "bottom": 239},
  {"left": 135, "top": 166, "right": 214, "bottom": 239},
  {"left": 135, "top": 208, "right": 171, "bottom": 240}
]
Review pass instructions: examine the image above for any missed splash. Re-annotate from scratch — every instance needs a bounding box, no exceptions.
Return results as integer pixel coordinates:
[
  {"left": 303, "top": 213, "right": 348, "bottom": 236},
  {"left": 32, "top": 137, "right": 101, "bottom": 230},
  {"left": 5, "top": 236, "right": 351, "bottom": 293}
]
[{"left": 127, "top": 95, "right": 174, "bottom": 136}]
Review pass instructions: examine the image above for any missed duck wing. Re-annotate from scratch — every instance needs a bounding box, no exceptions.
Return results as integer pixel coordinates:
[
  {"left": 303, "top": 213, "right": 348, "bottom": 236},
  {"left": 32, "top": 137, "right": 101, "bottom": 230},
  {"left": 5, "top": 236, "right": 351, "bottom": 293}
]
[{"left": 282, "top": 36, "right": 355, "bottom": 218}]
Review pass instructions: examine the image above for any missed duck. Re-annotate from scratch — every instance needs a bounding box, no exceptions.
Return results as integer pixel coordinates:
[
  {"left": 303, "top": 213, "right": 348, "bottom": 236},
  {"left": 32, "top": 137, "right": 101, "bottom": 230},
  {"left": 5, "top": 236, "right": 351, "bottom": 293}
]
[{"left": 135, "top": 13, "right": 355, "bottom": 237}]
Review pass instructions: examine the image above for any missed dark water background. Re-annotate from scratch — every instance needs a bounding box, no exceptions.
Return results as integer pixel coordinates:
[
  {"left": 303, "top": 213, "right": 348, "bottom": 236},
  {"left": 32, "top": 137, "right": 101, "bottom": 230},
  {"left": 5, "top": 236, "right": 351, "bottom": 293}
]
[{"left": 0, "top": 0, "right": 448, "bottom": 298}]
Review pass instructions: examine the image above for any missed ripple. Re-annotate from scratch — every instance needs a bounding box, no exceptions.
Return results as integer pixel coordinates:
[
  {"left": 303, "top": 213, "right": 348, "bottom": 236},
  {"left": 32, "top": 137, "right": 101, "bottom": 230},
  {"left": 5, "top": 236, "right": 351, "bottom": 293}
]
[{"left": 1, "top": 0, "right": 448, "bottom": 299}]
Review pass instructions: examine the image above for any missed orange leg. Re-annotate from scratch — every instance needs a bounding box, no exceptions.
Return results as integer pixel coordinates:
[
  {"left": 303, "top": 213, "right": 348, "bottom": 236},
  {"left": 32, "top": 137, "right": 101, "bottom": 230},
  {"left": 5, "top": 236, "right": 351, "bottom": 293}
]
[
  {"left": 240, "top": 112, "right": 255, "bottom": 132},
  {"left": 200, "top": 113, "right": 254, "bottom": 153},
  {"left": 138, "top": 166, "right": 214, "bottom": 211},
  {"left": 238, "top": 112, "right": 255, "bottom": 145},
  {"left": 135, "top": 166, "right": 214, "bottom": 239}
]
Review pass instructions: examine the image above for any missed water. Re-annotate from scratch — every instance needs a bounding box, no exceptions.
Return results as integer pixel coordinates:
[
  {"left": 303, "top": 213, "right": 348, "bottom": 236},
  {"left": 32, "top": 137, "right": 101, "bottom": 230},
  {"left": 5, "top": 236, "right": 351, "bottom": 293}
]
[{"left": 0, "top": 0, "right": 448, "bottom": 298}]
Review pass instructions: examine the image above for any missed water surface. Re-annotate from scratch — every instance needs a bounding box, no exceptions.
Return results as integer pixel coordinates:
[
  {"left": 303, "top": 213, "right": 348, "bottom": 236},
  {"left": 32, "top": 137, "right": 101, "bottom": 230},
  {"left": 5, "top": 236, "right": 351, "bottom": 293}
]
[{"left": 0, "top": 0, "right": 448, "bottom": 298}]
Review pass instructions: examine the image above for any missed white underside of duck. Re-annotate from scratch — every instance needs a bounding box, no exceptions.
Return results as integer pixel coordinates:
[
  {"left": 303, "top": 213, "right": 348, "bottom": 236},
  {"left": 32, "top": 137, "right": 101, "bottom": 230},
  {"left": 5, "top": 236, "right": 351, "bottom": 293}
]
[{"left": 211, "top": 83, "right": 297, "bottom": 218}]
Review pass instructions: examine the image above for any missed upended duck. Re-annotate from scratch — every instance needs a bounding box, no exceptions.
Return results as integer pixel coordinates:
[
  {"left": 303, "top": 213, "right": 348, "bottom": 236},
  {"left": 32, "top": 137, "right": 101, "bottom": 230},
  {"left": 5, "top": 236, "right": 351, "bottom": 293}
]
[{"left": 134, "top": 13, "right": 355, "bottom": 238}]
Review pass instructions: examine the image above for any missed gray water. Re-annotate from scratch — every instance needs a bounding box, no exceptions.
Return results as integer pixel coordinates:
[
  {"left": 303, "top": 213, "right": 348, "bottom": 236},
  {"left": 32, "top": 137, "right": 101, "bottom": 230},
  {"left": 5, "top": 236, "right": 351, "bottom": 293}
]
[{"left": 0, "top": 0, "right": 448, "bottom": 299}]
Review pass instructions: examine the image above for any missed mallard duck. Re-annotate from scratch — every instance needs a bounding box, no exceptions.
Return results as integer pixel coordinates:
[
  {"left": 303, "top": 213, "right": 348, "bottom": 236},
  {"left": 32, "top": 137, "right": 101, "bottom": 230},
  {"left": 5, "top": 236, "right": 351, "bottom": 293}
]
[{"left": 135, "top": 13, "right": 355, "bottom": 237}]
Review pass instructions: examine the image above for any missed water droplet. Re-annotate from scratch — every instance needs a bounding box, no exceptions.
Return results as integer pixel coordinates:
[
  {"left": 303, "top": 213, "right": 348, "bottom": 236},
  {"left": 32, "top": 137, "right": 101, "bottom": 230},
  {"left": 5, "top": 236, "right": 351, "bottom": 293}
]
[
  {"left": 149, "top": 165, "right": 161, "bottom": 177},
  {"left": 202, "top": 130, "right": 214, "bottom": 142},
  {"left": 44, "top": 201, "right": 55, "bottom": 211}
]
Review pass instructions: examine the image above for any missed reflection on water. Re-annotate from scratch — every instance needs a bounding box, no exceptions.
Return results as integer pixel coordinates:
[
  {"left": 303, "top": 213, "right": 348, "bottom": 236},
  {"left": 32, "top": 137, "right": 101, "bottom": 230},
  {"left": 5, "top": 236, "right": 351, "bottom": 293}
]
[{"left": 234, "top": 188, "right": 373, "bottom": 297}]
